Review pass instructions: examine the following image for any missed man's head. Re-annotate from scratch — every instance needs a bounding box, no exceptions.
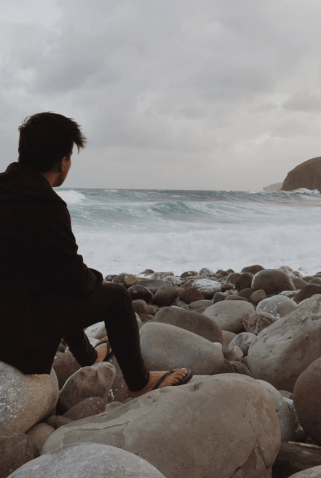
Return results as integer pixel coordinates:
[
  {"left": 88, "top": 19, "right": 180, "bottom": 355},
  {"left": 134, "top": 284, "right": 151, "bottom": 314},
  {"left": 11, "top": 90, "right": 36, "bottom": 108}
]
[{"left": 18, "top": 112, "right": 86, "bottom": 184}]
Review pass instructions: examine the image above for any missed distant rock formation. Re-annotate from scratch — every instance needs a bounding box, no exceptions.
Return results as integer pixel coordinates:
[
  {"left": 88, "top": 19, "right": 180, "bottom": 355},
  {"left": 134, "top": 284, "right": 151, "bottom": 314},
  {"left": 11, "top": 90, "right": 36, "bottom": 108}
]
[
  {"left": 281, "top": 157, "right": 321, "bottom": 192},
  {"left": 263, "top": 182, "right": 283, "bottom": 193}
]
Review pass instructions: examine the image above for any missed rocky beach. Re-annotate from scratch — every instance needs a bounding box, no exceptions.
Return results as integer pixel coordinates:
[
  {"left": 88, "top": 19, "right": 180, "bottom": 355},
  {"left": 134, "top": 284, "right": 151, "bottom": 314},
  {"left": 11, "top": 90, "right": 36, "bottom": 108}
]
[{"left": 2, "top": 265, "right": 321, "bottom": 477}]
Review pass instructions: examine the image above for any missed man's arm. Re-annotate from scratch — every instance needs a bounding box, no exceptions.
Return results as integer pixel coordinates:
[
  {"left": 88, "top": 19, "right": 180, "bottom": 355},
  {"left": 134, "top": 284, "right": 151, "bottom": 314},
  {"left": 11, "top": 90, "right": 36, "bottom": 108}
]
[{"left": 37, "top": 200, "right": 103, "bottom": 295}]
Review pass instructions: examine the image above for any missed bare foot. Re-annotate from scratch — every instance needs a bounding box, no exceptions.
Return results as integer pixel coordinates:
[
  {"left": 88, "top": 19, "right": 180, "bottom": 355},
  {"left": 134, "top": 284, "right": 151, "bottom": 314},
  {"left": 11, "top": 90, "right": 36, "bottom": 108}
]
[{"left": 129, "top": 368, "right": 188, "bottom": 398}]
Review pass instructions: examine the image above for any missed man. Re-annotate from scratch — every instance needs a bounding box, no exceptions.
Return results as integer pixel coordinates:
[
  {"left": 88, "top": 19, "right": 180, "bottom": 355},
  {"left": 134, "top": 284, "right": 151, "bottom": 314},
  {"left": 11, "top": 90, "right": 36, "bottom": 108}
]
[{"left": 0, "top": 112, "right": 191, "bottom": 397}]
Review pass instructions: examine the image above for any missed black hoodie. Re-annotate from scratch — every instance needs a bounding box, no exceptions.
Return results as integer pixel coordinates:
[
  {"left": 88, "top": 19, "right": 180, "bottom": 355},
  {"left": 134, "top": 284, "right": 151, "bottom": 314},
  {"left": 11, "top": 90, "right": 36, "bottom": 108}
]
[{"left": 0, "top": 162, "right": 103, "bottom": 374}]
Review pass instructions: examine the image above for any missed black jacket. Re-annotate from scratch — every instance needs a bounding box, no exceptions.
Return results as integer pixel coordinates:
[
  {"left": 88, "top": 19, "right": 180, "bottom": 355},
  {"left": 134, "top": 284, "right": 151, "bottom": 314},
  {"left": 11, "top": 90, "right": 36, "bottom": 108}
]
[{"left": 0, "top": 162, "right": 103, "bottom": 374}]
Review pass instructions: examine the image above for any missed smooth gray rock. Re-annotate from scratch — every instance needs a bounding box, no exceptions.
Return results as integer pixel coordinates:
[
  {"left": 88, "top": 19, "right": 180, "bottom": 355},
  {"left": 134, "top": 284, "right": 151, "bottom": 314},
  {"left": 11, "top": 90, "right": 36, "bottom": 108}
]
[
  {"left": 256, "top": 295, "right": 297, "bottom": 318},
  {"left": 10, "top": 443, "right": 165, "bottom": 477},
  {"left": 247, "top": 295, "right": 321, "bottom": 392},
  {"left": 189, "top": 299, "right": 213, "bottom": 310},
  {"left": 257, "top": 380, "right": 295, "bottom": 442},
  {"left": 223, "top": 345, "right": 243, "bottom": 362},
  {"left": 287, "top": 465, "right": 321, "bottom": 477},
  {"left": 250, "top": 289, "right": 267, "bottom": 305},
  {"left": 192, "top": 278, "right": 221, "bottom": 292},
  {"left": 57, "top": 362, "right": 116, "bottom": 414},
  {"left": 243, "top": 311, "right": 278, "bottom": 335},
  {"left": 228, "top": 332, "right": 257, "bottom": 356},
  {"left": 140, "top": 322, "right": 224, "bottom": 375},
  {"left": 26, "top": 423, "right": 55, "bottom": 454},
  {"left": 0, "top": 363, "right": 58, "bottom": 433},
  {"left": 41, "top": 374, "right": 281, "bottom": 478},
  {"left": 204, "top": 300, "right": 255, "bottom": 333},
  {"left": 154, "top": 306, "right": 223, "bottom": 343},
  {"left": 85, "top": 321, "right": 106, "bottom": 340}
]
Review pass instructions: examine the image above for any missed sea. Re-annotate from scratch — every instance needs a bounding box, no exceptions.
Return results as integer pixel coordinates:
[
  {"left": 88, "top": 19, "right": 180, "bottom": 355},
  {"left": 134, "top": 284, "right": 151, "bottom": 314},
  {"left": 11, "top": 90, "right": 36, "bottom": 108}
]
[{"left": 55, "top": 188, "right": 321, "bottom": 277}]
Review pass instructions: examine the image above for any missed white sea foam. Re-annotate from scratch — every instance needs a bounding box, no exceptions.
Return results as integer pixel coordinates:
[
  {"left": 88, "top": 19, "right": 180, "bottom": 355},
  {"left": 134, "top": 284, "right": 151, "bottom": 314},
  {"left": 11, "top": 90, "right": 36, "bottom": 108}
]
[
  {"left": 56, "top": 190, "right": 87, "bottom": 204},
  {"left": 75, "top": 223, "right": 321, "bottom": 277}
]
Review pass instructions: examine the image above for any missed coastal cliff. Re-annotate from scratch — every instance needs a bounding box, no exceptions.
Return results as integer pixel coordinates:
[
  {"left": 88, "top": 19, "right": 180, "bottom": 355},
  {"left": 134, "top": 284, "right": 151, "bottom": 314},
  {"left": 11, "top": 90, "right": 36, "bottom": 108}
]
[{"left": 281, "top": 156, "right": 321, "bottom": 192}]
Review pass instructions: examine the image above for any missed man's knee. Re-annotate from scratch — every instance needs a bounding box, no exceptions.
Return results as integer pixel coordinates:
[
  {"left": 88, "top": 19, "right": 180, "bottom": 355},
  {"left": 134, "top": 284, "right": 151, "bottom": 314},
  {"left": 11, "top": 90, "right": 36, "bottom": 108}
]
[{"left": 102, "top": 283, "right": 132, "bottom": 309}]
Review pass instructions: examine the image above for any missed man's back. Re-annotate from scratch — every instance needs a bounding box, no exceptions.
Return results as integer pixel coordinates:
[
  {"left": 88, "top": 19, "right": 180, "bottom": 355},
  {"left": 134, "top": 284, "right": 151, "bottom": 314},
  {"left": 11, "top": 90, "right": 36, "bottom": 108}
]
[{"left": 0, "top": 162, "right": 102, "bottom": 374}]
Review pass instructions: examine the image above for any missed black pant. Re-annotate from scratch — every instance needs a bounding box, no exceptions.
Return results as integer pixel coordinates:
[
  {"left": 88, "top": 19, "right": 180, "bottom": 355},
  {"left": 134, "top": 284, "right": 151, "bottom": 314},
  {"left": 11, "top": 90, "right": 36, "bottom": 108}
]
[{"left": 62, "top": 283, "right": 149, "bottom": 392}]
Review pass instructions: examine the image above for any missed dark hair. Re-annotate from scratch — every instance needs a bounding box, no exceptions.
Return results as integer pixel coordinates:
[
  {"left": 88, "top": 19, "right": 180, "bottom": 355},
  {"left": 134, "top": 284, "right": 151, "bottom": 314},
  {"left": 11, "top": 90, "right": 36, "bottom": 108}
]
[{"left": 18, "top": 112, "right": 86, "bottom": 173}]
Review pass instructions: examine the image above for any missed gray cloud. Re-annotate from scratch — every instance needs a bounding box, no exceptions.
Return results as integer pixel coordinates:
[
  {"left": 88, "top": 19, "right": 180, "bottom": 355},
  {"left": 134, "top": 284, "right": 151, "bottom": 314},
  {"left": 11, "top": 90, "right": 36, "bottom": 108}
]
[{"left": 1, "top": 0, "right": 321, "bottom": 189}]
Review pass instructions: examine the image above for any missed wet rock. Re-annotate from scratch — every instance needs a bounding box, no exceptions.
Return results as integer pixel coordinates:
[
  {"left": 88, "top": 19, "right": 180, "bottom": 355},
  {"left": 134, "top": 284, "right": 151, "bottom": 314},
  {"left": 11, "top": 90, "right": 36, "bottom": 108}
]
[
  {"left": 238, "top": 287, "right": 255, "bottom": 300},
  {"left": 243, "top": 311, "right": 277, "bottom": 335},
  {"left": 0, "top": 426, "right": 39, "bottom": 478},
  {"left": 247, "top": 295, "right": 321, "bottom": 391},
  {"left": 53, "top": 351, "right": 81, "bottom": 390},
  {"left": 293, "top": 357, "right": 321, "bottom": 446},
  {"left": 127, "top": 284, "right": 153, "bottom": 303},
  {"left": 295, "top": 285, "right": 321, "bottom": 303},
  {"left": 150, "top": 271, "right": 174, "bottom": 280},
  {"left": 197, "top": 286, "right": 218, "bottom": 299},
  {"left": 63, "top": 397, "right": 106, "bottom": 421},
  {"left": 256, "top": 295, "right": 297, "bottom": 318},
  {"left": 198, "top": 267, "right": 215, "bottom": 278},
  {"left": 220, "top": 283, "right": 235, "bottom": 292},
  {"left": 241, "top": 264, "right": 265, "bottom": 274},
  {"left": 180, "top": 270, "right": 198, "bottom": 278},
  {"left": 0, "top": 363, "right": 58, "bottom": 434},
  {"left": 46, "top": 416, "right": 72, "bottom": 429},
  {"left": 228, "top": 332, "right": 257, "bottom": 356},
  {"left": 107, "top": 356, "right": 130, "bottom": 404},
  {"left": 224, "top": 345, "right": 243, "bottom": 362},
  {"left": 225, "top": 272, "right": 241, "bottom": 286},
  {"left": 213, "top": 291, "right": 228, "bottom": 303},
  {"left": 140, "top": 322, "right": 224, "bottom": 375},
  {"left": 204, "top": 300, "right": 255, "bottom": 333},
  {"left": 57, "top": 362, "right": 116, "bottom": 414},
  {"left": 257, "top": 380, "right": 295, "bottom": 442},
  {"left": 272, "top": 442, "right": 321, "bottom": 478},
  {"left": 85, "top": 321, "right": 106, "bottom": 340},
  {"left": 12, "top": 443, "right": 166, "bottom": 478},
  {"left": 235, "top": 272, "right": 253, "bottom": 291},
  {"left": 189, "top": 299, "right": 213, "bottom": 311},
  {"left": 154, "top": 306, "right": 223, "bottom": 343},
  {"left": 112, "top": 273, "right": 138, "bottom": 288},
  {"left": 192, "top": 278, "right": 221, "bottom": 292},
  {"left": 250, "top": 289, "right": 267, "bottom": 305},
  {"left": 132, "top": 299, "right": 148, "bottom": 314},
  {"left": 41, "top": 374, "right": 281, "bottom": 478},
  {"left": 252, "top": 269, "right": 295, "bottom": 295},
  {"left": 178, "top": 287, "right": 204, "bottom": 304},
  {"left": 26, "top": 423, "right": 55, "bottom": 454},
  {"left": 152, "top": 285, "right": 178, "bottom": 306}
]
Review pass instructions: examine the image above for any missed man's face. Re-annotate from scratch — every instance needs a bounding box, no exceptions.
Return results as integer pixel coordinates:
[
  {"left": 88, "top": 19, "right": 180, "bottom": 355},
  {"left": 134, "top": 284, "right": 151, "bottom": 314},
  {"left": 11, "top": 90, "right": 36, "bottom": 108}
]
[{"left": 56, "top": 151, "right": 72, "bottom": 187}]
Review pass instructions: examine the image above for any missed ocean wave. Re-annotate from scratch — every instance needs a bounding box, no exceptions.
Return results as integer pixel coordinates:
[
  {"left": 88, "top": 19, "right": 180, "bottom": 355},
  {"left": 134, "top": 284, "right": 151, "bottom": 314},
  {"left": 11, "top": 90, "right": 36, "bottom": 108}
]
[{"left": 56, "top": 190, "right": 87, "bottom": 204}]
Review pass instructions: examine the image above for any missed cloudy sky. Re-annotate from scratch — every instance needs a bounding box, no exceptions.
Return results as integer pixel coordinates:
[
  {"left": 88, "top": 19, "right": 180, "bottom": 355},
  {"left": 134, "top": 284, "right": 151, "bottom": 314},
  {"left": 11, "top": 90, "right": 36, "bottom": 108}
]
[{"left": 1, "top": 0, "right": 321, "bottom": 190}]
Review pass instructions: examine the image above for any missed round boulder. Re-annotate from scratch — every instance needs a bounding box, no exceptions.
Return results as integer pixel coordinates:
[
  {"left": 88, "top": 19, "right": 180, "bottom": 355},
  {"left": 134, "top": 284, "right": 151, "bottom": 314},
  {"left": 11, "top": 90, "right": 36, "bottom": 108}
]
[
  {"left": 128, "top": 284, "right": 153, "bottom": 302},
  {"left": 256, "top": 295, "right": 297, "bottom": 319},
  {"left": 178, "top": 287, "right": 204, "bottom": 304},
  {"left": 57, "top": 362, "right": 116, "bottom": 414},
  {"left": 0, "top": 363, "right": 58, "bottom": 434},
  {"left": 293, "top": 357, "right": 321, "bottom": 445},
  {"left": 41, "top": 374, "right": 281, "bottom": 478},
  {"left": 11, "top": 443, "right": 166, "bottom": 478},
  {"left": 243, "top": 312, "right": 277, "bottom": 335},
  {"left": 252, "top": 269, "right": 295, "bottom": 295},
  {"left": 228, "top": 332, "right": 257, "bottom": 356},
  {"left": 140, "top": 322, "right": 224, "bottom": 375},
  {"left": 241, "top": 264, "right": 265, "bottom": 274},
  {"left": 0, "top": 427, "right": 39, "bottom": 478},
  {"left": 152, "top": 285, "right": 178, "bottom": 306},
  {"left": 203, "top": 300, "right": 255, "bottom": 333},
  {"left": 154, "top": 306, "right": 223, "bottom": 343}
]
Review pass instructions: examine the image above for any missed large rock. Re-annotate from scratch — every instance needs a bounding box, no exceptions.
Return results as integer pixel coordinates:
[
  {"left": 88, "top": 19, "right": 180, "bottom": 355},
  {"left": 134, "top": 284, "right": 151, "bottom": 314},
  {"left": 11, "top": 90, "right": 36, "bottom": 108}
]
[
  {"left": 273, "top": 443, "right": 321, "bottom": 477},
  {"left": 241, "top": 264, "right": 265, "bottom": 274},
  {"left": 177, "top": 287, "right": 204, "bottom": 304},
  {"left": 57, "top": 362, "right": 116, "bottom": 414},
  {"left": 26, "top": 423, "right": 55, "bottom": 454},
  {"left": 154, "top": 306, "right": 223, "bottom": 343},
  {"left": 257, "top": 380, "right": 295, "bottom": 442},
  {"left": 107, "top": 356, "right": 130, "bottom": 403},
  {"left": 0, "top": 363, "right": 58, "bottom": 434},
  {"left": 63, "top": 397, "right": 106, "bottom": 421},
  {"left": 152, "top": 285, "right": 178, "bottom": 306},
  {"left": 203, "top": 300, "right": 255, "bottom": 333},
  {"left": 295, "top": 284, "right": 321, "bottom": 303},
  {"left": 140, "top": 322, "right": 224, "bottom": 375},
  {"left": 53, "top": 351, "right": 81, "bottom": 390},
  {"left": 243, "top": 311, "right": 277, "bottom": 335},
  {"left": 0, "top": 426, "right": 39, "bottom": 478},
  {"left": 42, "top": 374, "right": 281, "bottom": 478},
  {"left": 247, "top": 295, "right": 321, "bottom": 391},
  {"left": 288, "top": 467, "right": 321, "bottom": 477},
  {"left": 256, "top": 295, "right": 297, "bottom": 318},
  {"left": 228, "top": 332, "right": 257, "bottom": 356},
  {"left": 10, "top": 443, "right": 165, "bottom": 478},
  {"left": 252, "top": 269, "right": 295, "bottom": 295},
  {"left": 293, "top": 357, "right": 321, "bottom": 446},
  {"left": 281, "top": 156, "right": 321, "bottom": 192},
  {"left": 85, "top": 321, "right": 106, "bottom": 340},
  {"left": 127, "top": 284, "right": 153, "bottom": 303}
]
